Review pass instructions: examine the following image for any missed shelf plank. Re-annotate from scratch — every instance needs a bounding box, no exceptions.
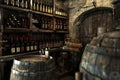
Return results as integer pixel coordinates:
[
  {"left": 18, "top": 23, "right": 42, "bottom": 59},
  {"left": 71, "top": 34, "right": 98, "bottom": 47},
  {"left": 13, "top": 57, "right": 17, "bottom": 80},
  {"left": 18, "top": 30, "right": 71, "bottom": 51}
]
[
  {"left": 55, "top": 15, "right": 69, "bottom": 19},
  {"left": 56, "top": 30, "right": 69, "bottom": 34},
  {"left": 30, "top": 28, "right": 54, "bottom": 33},
  {"left": 0, "top": 51, "right": 39, "bottom": 62},
  {"left": 32, "top": 10, "right": 53, "bottom": 17},
  {"left": 0, "top": 4, "right": 30, "bottom": 12},
  {"left": 4, "top": 28, "right": 30, "bottom": 32}
]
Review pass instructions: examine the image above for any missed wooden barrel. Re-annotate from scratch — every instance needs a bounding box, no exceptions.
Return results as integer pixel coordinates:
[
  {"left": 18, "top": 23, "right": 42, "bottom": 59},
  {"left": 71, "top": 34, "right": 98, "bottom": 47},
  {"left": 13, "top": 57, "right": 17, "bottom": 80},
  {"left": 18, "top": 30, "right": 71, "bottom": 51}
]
[
  {"left": 80, "top": 31, "right": 120, "bottom": 80},
  {"left": 10, "top": 55, "right": 55, "bottom": 80}
]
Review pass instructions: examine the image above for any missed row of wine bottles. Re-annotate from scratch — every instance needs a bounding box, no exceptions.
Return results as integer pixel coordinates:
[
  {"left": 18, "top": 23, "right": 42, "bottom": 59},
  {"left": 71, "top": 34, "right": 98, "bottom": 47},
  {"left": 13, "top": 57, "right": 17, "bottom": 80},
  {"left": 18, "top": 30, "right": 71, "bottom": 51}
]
[
  {"left": 55, "top": 8, "right": 68, "bottom": 17},
  {"left": 55, "top": 18, "right": 68, "bottom": 30},
  {"left": 33, "top": 16, "right": 54, "bottom": 30},
  {"left": 1, "top": 0, "right": 68, "bottom": 16},
  {"left": 3, "top": 0, "right": 29, "bottom": 9},
  {"left": 33, "top": 16, "right": 68, "bottom": 30},
  {"left": 3, "top": 34, "right": 64, "bottom": 55},
  {"left": 33, "top": 0, "right": 53, "bottom": 14},
  {"left": 5, "top": 13, "right": 29, "bottom": 28},
  {"left": 4, "top": 12, "right": 68, "bottom": 30}
]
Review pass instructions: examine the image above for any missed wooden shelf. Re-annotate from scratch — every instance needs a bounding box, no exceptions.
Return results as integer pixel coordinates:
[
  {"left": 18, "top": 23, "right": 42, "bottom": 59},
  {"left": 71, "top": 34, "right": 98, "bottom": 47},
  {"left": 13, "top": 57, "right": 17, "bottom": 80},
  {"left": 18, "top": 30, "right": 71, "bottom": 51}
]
[
  {"left": 56, "top": 30, "right": 69, "bottom": 34},
  {"left": 32, "top": 10, "right": 53, "bottom": 17},
  {"left": 0, "top": 4, "right": 30, "bottom": 12},
  {"left": 0, "top": 51, "right": 39, "bottom": 62},
  {"left": 30, "top": 29, "right": 54, "bottom": 33},
  {"left": 4, "top": 28, "right": 30, "bottom": 32},
  {"left": 55, "top": 15, "right": 69, "bottom": 19}
]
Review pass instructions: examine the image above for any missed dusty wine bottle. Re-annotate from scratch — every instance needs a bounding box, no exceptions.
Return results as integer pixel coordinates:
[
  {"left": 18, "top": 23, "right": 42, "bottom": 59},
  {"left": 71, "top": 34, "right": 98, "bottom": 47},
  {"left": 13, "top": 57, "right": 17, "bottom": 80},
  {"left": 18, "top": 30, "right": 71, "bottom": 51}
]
[
  {"left": 16, "top": 0, "right": 20, "bottom": 7},
  {"left": 37, "top": 0, "right": 39, "bottom": 11},
  {"left": 39, "top": 0, "right": 42, "bottom": 12},
  {"left": 33, "top": 0, "right": 35, "bottom": 10},
  {"left": 11, "top": 0, "right": 14, "bottom": 6},
  {"left": 25, "top": 0, "right": 28, "bottom": 9}
]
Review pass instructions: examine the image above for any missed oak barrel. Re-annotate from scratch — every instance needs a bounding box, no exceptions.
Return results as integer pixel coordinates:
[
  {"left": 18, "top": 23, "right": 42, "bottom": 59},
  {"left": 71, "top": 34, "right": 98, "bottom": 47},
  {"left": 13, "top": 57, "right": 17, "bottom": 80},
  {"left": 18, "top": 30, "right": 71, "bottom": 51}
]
[
  {"left": 80, "top": 31, "right": 120, "bottom": 80},
  {"left": 10, "top": 55, "right": 55, "bottom": 80}
]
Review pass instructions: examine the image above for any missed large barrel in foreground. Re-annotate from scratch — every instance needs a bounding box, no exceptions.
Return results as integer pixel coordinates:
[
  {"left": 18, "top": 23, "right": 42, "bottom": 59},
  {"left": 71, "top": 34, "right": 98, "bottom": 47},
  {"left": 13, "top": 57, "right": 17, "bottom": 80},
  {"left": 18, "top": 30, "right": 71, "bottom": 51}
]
[
  {"left": 10, "top": 55, "right": 55, "bottom": 80},
  {"left": 80, "top": 31, "right": 120, "bottom": 80}
]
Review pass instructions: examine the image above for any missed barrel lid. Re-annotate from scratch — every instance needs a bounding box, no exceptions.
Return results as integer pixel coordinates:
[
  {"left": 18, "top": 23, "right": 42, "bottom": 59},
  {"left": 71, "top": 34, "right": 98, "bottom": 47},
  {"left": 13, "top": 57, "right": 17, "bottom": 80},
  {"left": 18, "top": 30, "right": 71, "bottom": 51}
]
[{"left": 14, "top": 55, "right": 53, "bottom": 63}]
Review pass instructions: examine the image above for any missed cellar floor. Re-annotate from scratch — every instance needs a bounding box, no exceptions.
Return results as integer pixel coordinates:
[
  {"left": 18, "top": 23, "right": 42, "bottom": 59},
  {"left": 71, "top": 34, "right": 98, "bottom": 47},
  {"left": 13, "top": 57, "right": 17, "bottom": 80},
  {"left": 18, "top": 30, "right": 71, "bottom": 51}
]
[
  {"left": 60, "top": 76, "right": 74, "bottom": 80},
  {"left": 54, "top": 70, "right": 75, "bottom": 80}
]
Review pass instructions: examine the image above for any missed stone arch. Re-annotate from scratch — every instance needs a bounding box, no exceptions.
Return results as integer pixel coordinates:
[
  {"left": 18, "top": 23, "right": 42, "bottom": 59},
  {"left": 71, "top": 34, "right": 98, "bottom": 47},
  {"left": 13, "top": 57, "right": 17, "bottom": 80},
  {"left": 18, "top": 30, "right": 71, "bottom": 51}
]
[{"left": 73, "top": 7, "right": 113, "bottom": 46}]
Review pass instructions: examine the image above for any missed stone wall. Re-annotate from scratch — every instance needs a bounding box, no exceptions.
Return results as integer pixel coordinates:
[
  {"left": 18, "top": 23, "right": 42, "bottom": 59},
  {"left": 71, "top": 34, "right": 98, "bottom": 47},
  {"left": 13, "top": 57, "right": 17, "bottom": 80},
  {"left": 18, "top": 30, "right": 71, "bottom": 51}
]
[{"left": 69, "top": 0, "right": 113, "bottom": 42}]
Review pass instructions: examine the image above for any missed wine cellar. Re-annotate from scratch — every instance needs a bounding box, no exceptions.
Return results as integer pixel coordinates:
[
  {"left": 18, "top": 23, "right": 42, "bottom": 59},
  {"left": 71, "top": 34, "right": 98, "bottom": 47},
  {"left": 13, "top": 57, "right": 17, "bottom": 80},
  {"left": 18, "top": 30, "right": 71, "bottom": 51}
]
[{"left": 0, "top": 0, "right": 120, "bottom": 80}]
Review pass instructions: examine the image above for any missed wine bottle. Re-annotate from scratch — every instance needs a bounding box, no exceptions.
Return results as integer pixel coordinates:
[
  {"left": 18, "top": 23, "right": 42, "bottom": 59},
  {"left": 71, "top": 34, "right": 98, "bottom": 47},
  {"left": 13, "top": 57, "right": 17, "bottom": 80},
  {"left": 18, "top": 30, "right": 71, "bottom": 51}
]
[
  {"left": 33, "top": 0, "right": 36, "bottom": 10},
  {"left": 44, "top": 18, "right": 48, "bottom": 29},
  {"left": 60, "top": 20, "right": 62, "bottom": 30},
  {"left": 48, "top": 4, "right": 50, "bottom": 13},
  {"left": 50, "top": 5, "right": 53, "bottom": 14},
  {"left": 47, "top": 18, "right": 51, "bottom": 30},
  {"left": 11, "top": 37, "right": 16, "bottom": 54},
  {"left": 25, "top": 0, "right": 28, "bottom": 9},
  {"left": 50, "top": 20, "right": 53, "bottom": 30},
  {"left": 4, "top": 0, "right": 8, "bottom": 5},
  {"left": 26, "top": 37, "right": 30, "bottom": 52},
  {"left": 39, "top": 0, "right": 42, "bottom": 12},
  {"left": 14, "top": 0, "right": 17, "bottom": 7},
  {"left": 11, "top": 0, "right": 15, "bottom": 6},
  {"left": 42, "top": 17, "right": 45, "bottom": 29},
  {"left": 20, "top": 36, "right": 25, "bottom": 53},
  {"left": 33, "top": 37, "right": 37, "bottom": 51},
  {"left": 2, "top": 34, "right": 10, "bottom": 55},
  {"left": 55, "top": 19, "right": 58, "bottom": 30},
  {"left": 45, "top": 47, "right": 49, "bottom": 59},
  {"left": 36, "top": 0, "right": 40, "bottom": 11},
  {"left": 16, "top": 0, "right": 20, "bottom": 7},
  {"left": 24, "top": 36, "right": 27, "bottom": 52},
  {"left": 45, "top": 1, "right": 48, "bottom": 13},
  {"left": 42, "top": 2, "right": 45, "bottom": 12},
  {"left": 30, "top": 37, "right": 34, "bottom": 51},
  {"left": 6, "top": 0, "right": 10, "bottom": 5},
  {"left": 16, "top": 36, "right": 20, "bottom": 53},
  {"left": 19, "top": 0, "right": 24, "bottom": 8}
]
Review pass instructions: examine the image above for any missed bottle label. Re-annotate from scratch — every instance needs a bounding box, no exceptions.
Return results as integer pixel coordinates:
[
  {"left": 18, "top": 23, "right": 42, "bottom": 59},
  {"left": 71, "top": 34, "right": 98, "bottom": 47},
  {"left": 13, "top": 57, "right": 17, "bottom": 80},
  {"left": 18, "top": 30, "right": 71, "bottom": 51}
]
[
  {"left": 34, "top": 45, "right": 37, "bottom": 50},
  {"left": 31, "top": 46, "right": 33, "bottom": 50},
  {"left": 11, "top": 47, "right": 15, "bottom": 53},
  {"left": 27, "top": 46, "right": 30, "bottom": 51},
  {"left": 16, "top": 47, "right": 20, "bottom": 52}
]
